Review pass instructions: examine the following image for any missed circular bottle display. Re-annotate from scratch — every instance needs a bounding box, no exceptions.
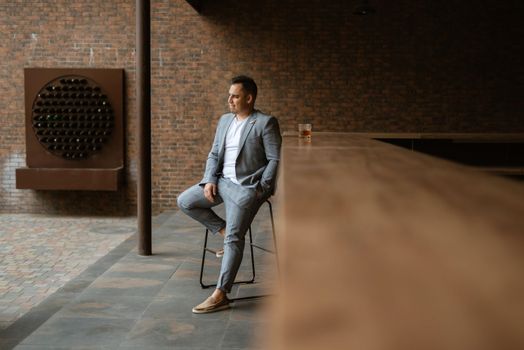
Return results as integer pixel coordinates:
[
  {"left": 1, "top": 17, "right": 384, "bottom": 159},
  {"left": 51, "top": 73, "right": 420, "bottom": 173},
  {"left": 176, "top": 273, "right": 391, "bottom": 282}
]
[{"left": 31, "top": 76, "right": 114, "bottom": 160}]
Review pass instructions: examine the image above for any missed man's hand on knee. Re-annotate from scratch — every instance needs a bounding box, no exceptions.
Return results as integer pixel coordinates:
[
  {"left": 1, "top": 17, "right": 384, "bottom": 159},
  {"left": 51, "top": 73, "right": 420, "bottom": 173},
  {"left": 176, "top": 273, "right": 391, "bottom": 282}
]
[{"left": 204, "top": 183, "right": 217, "bottom": 203}]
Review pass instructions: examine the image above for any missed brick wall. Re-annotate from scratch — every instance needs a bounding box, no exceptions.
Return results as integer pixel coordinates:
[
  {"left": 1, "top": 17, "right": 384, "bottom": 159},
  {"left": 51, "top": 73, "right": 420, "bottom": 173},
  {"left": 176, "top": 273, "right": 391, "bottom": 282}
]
[{"left": 1, "top": 0, "right": 523, "bottom": 215}]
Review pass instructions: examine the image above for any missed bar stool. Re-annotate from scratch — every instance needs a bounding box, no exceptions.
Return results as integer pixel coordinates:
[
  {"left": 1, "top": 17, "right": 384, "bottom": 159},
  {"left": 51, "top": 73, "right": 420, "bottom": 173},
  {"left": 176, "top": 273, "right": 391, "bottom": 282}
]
[{"left": 199, "top": 199, "right": 278, "bottom": 297}]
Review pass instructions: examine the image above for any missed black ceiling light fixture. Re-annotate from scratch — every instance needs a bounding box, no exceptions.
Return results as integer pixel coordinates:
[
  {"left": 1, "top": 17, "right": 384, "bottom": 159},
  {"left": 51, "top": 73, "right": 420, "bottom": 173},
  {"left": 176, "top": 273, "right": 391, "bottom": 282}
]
[{"left": 353, "top": 0, "right": 376, "bottom": 15}]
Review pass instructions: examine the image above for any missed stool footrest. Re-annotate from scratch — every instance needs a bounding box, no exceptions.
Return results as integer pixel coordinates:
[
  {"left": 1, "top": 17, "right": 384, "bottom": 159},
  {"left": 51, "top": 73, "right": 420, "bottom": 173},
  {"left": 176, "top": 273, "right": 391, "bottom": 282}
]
[
  {"left": 231, "top": 294, "right": 275, "bottom": 302},
  {"left": 251, "top": 243, "right": 274, "bottom": 254},
  {"left": 200, "top": 279, "right": 256, "bottom": 289},
  {"left": 204, "top": 247, "right": 220, "bottom": 254}
]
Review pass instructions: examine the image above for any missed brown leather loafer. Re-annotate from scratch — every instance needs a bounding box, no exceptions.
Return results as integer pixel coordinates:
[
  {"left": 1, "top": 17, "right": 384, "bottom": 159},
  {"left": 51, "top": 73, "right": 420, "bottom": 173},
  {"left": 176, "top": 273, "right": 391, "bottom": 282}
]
[{"left": 192, "top": 295, "right": 230, "bottom": 314}]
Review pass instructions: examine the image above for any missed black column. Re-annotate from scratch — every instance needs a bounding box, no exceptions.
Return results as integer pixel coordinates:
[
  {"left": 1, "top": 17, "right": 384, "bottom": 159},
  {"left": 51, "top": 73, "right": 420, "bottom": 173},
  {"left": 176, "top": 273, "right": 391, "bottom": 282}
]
[{"left": 136, "top": 0, "right": 152, "bottom": 256}]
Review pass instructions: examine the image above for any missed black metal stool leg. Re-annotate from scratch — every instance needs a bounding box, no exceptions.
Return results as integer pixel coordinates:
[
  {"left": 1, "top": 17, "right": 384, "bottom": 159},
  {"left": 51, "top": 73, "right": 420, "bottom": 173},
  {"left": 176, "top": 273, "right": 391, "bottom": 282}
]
[
  {"left": 199, "top": 229, "right": 210, "bottom": 288},
  {"left": 250, "top": 200, "right": 278, "bottom": 256},
  {"left": 266, "top": 199, "right": 279, "bottom": 274},
  {"left": 267, "top": 200, "right": 278, "bottom": 254},
  {"left": 199, "top": 227, "right": 256, "bottom": 289}
]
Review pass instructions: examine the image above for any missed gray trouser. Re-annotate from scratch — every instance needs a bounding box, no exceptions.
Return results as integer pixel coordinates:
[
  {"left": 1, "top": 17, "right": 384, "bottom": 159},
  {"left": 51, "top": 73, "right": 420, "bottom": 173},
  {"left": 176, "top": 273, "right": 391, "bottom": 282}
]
[{"left": 177, "top": 177, "right": 267, "bottom": 293}]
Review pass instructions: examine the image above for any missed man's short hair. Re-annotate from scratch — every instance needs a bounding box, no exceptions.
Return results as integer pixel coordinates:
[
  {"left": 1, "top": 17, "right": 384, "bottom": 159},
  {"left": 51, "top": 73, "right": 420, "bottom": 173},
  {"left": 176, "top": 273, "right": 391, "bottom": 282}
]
[{"left": 231, "top": 75, "right": 257, "bottom": 101}]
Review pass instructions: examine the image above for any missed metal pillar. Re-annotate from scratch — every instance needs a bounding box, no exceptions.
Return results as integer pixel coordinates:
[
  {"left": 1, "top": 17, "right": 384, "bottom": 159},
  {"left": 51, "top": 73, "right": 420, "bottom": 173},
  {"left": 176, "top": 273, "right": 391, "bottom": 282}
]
[{"left": 136, "top": 0, "right": 152, "bottom": 255}]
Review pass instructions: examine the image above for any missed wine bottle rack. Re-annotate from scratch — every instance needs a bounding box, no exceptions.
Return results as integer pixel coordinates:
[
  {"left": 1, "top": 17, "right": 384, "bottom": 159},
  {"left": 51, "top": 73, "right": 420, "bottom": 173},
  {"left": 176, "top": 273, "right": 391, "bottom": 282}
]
[
  {"left": 32, "top": 76, "right": 115, "bottom": 160},
  {"left": 17, "top": 68, "right": 125, "bottom": 191}
]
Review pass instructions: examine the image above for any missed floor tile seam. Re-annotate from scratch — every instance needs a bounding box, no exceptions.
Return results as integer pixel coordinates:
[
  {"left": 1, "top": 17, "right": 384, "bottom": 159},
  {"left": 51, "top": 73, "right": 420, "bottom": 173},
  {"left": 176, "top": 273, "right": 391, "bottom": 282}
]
[
  {"left": 114, "top": 318, "right": 143, "bottom": 350},
  {"left": 109, "top": 312, "right": 162, "bottom": 350},
  {"left": 129, "top": 257, "right": 190, "bottom": 324},
  {"left": 217, "top": 317, "right": 232, "bottom": 349}
]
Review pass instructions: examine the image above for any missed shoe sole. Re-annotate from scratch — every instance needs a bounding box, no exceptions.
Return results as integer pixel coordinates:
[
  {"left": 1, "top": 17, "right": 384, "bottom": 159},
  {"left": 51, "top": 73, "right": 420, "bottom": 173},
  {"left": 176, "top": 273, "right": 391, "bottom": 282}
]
[{"left": 192, "top": 303, "right": 230, "bottom": 314}]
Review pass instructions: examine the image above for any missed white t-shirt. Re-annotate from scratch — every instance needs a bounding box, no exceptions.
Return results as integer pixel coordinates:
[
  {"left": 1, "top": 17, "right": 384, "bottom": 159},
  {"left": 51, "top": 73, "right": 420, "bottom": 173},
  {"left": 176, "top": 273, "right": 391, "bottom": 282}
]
[{"left": 222, "top": 117, "right": 248, "bottom": 184}]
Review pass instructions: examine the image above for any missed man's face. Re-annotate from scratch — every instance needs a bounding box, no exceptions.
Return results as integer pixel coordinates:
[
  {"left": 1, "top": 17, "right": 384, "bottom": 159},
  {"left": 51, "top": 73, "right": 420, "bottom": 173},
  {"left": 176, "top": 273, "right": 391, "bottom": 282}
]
[{"left": 228, "top": 83, "right": 252, "bottom": 116}]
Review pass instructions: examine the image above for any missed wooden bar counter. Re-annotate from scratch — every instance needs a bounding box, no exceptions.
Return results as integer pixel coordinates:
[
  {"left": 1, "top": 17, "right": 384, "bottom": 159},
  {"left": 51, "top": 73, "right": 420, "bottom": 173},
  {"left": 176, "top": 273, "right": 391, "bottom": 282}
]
[{"left": 267, "top": 133, "right": 524, "bottom": 350}]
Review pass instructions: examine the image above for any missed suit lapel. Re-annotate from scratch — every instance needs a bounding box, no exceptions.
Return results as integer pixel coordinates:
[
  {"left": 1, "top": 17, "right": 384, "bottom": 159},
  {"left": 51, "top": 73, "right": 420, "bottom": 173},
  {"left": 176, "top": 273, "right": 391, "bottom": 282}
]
[
  {"left": 237, "top": 112, "right": 257, "bottom": 154},
  {"left": 218, "top": 114, "right": 235, "bottom": 160}
]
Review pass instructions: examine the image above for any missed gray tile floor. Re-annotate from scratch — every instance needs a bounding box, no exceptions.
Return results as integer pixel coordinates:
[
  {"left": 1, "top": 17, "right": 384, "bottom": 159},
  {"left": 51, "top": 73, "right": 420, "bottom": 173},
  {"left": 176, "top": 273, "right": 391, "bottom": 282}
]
[{"left": 0, "top": 204, "right": 278, "bottom": 349}]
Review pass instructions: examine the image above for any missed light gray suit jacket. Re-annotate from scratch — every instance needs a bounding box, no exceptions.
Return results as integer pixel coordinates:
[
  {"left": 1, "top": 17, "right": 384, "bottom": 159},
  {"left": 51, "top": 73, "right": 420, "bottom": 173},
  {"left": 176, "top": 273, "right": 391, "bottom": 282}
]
[{"left": 200, "top": 110, "right": 282, "bottom": 201}]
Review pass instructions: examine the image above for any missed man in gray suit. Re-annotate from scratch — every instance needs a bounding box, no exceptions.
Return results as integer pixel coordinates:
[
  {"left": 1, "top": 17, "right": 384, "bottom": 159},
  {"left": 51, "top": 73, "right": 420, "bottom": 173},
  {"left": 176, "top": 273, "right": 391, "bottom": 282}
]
[{"left": 177, "top": 76, "right": 282, "bottom": 313}]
